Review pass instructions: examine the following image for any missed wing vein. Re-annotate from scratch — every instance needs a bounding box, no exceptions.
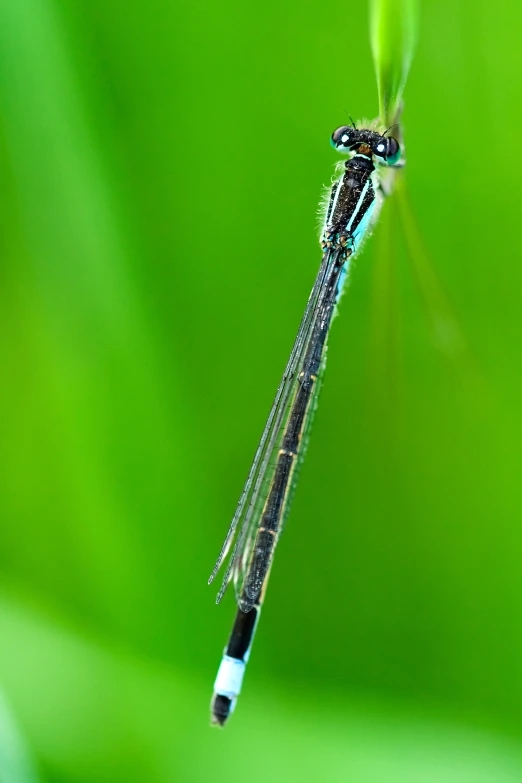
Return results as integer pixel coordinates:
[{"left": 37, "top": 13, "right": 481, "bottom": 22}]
[{"left": 209, "top": 249, "right": 337, "bottom": 602}]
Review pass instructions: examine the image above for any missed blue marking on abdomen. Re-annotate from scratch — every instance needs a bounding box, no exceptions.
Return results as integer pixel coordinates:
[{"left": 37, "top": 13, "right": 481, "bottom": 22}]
[
  {"left": 336, "top": 261, "right": 349, "bottom": 299},
  {"left": 352, "top": 198, "right": 376, "bottom": 250},
  {"left": 334, "top": 197, "right": 376, "bottom": 303}
]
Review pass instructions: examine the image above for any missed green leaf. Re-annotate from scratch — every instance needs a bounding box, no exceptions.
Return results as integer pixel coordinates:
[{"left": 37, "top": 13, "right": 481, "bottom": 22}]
[{"left": 370, "top": 0, "right": 419, "bottom": 124}]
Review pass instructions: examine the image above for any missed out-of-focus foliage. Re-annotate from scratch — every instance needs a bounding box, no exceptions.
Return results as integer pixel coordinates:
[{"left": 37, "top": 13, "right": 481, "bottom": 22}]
[
  {"left": 0, "top": 691, "right": 40, "bottom": 783},
  {"left": 0, "top": 0, "right": 522, "bottom": 781}
]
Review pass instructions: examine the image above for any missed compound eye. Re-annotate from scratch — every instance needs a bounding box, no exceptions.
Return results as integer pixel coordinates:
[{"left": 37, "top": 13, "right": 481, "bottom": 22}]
[
  {"left": 385, "top": 137, "right": 400, "bottom": 165},
  {"left": 373, "top": 136, "right": 401, "bottom": 164},
  {"left": 373, "top": 140, "right": 387, "bottom": 158},
  {"left": 331, "top": 126, "right": 354, "bottom": 150}
]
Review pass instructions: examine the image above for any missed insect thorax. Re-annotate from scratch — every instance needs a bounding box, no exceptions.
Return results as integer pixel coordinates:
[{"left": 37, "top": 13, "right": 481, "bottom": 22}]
[{"left": 320, "top": 152, "right": 378, "bottom": 256}]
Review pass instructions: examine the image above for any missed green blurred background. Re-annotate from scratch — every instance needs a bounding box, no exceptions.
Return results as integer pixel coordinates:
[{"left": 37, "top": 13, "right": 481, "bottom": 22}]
[{"left": 0, "top": 0, "right": 522, "bottom": 781}]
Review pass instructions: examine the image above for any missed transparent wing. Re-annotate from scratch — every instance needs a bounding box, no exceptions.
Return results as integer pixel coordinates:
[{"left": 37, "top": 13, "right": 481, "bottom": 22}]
[
  {"left": 280, "top": 318, "right": 329, "bottom": 529},
  {"left": 233, "top": 249, "right": 345, "bottom": 611},
  {"left": 209, "top": 251, "right": 344, "bottom": 602},
  {"left": 208, "top": 248, "right": 341, "bottom": 606}
]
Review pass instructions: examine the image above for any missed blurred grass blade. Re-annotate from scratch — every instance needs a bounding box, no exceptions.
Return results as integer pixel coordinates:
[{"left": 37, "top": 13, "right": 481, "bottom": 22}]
[
  {"left": 0, "top": 691, "right": 41, "bottom": 783},
  {"left": 0, "top": 0, "right": 189, "bottom": 634},
  {"left": 394, "top": 176, "right": 474, "bottom": 369},
  {"left": 368, "top": 196, "right": 402, "bottom": 426},
  {"left": 370, "top": 0, "right": 419, "bottom": 124}
]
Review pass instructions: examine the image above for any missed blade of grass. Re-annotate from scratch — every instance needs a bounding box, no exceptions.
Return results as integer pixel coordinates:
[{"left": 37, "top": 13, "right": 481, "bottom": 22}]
[
  {"left": 369, "top": 0, "right": 419, "bottom": 125},
  {"left": 0, "top": 0, "right": 189, "bottom": 636},
  {"left": 367, "top": 195, "right": 402, "bottom": 432},
  {"left": 394, "top": 176, "right": 469, "bottom": 363}
]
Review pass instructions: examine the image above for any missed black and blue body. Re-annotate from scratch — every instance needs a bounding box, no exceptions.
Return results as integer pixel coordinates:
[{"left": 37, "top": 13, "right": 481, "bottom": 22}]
[{"left": 209, "top": 121, "right": 401, "bottom": 726}]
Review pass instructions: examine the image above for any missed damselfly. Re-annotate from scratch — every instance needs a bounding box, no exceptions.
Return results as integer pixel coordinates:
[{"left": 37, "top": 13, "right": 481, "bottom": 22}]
[{"left": 209, "top": 120, "right": 402, "bottom": 726}]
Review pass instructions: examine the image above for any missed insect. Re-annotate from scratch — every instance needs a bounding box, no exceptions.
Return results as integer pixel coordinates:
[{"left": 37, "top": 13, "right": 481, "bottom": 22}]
[{"left": 208, "top": 120, "right": 402, "bottom": 726}]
